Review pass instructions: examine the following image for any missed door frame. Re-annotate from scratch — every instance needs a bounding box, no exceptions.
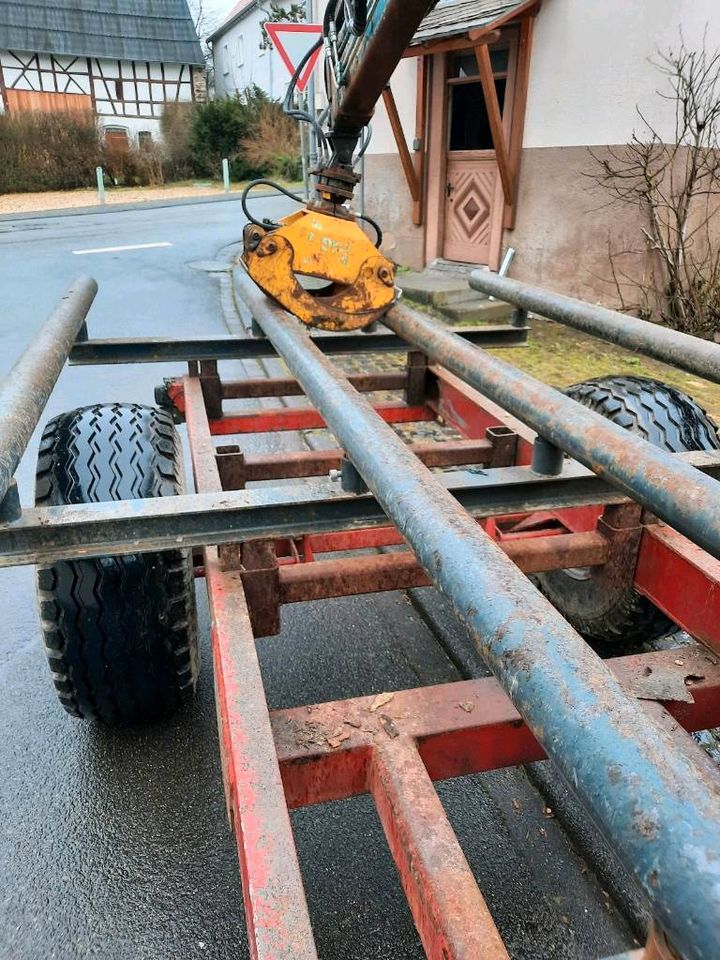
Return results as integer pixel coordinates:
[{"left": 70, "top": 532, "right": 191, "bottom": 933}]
[{"left": 424, "top": 29, "right": 520, "bottom": 268}]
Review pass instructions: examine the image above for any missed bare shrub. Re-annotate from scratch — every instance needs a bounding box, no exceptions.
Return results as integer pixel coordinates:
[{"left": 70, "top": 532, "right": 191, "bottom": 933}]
[
  {"left": 0, "top": 110, "right": 102, "bottom": 192},
  {"left": 589, "top": 36, "right": 720, "bottom": 337},
  {"left": 161, "top": 102, "right": 196, "bottom": 180},
  {"left": 240, "top": 99, "right": 302, "bottom": 180}
]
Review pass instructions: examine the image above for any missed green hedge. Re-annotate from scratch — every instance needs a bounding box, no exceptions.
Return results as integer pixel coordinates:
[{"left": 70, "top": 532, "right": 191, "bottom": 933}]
[{"left": 0, "top": 86, "right": 302, "bottom": 194}]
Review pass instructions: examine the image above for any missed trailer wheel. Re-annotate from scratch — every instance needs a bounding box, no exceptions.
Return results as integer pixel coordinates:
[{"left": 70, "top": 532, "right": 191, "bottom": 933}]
[
  {"left": 536, "top": 375, "right": 720, "bottom": 644},
  {"left": 35, "top": 403, "right": 199, "bottom": 722}
]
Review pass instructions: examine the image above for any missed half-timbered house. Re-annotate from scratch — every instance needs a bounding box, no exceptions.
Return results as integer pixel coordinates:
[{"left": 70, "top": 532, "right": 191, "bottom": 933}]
[{"left": 0, "top": 1, "right": 205, "bottom": 145}]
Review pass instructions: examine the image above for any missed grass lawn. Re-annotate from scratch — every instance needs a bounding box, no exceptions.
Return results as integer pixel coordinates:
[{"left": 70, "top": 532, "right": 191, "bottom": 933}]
[{"left": 488, "top": 317, "right": 720, "bottom": 422}]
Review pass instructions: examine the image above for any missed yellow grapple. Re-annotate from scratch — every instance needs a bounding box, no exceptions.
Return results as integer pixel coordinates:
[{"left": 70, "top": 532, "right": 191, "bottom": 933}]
[{"left": 241, "top": 208, "right": 396, "bottom": 332}]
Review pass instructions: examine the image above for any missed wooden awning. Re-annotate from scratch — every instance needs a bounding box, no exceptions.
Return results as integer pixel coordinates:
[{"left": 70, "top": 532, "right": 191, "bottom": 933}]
[
  {"left": 403, "top": 0, "right": 541, "bottom": 59},
  {"left": 384, "top": 0, "right": 540, "bottom": 225}
]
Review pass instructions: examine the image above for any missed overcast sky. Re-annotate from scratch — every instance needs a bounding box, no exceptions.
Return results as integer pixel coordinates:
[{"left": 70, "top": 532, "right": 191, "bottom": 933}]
[{"left": 204, "top": 0, "right": 236, "bottom": 31}]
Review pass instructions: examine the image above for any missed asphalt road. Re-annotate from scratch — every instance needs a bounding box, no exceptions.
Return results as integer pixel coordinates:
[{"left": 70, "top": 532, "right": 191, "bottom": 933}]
[{"left": 0, "top": 199, "right": 637, "bottom": 959}]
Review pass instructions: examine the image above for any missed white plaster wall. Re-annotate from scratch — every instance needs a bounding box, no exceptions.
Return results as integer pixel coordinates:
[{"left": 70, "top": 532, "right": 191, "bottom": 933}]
[
  {"left": 212, "top": 6, "right": 289, "bottom": 100},
  {"left": 366, "top": 55, "right": 417, "bottom": 154},
  {"left": 524, "top": 0, "right": 720, "bottom": 147}
]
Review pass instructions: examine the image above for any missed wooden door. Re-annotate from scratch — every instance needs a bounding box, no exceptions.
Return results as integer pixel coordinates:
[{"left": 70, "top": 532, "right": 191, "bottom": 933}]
[
  {"left": 441, "top": 46, "right": 513, "bottom": 266},
  {"left": 443, "top": 154, "right": 499, "bottom": 263}
]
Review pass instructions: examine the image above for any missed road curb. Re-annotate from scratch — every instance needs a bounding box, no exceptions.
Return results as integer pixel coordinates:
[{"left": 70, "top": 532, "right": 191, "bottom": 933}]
[{"left": 0, "top": 188, "right": 282, "bottom": 225}]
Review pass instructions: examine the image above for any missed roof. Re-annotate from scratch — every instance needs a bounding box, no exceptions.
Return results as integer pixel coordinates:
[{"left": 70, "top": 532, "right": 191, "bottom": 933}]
[
  {"left": 0, "top": 0, "right": 204, "bottom": 65},
  {"left": 208, "top": 0, "right": 256, "bottom": 43},
  {"left": 412, "top": 0, "right": 528, "bottom": 45},
  {"left": 209, "top": 0, "right": 531, "bottom": 48}
]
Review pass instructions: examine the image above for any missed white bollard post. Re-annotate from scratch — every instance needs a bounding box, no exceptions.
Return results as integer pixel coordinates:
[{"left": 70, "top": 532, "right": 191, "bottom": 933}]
[
  {"left": 96, "top": 167, "right": 105, "bottom": 205},
  {"left": 222, "top": 158, "right": 230, "bottom": 194}
]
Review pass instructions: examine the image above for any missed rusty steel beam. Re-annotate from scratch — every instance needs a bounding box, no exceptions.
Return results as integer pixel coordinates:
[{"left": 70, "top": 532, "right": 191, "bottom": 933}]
[
  {"left": 221, "top": 371, "right": 408, "bottom": 399},
  {"left": 272, "top": 644, "right": 720, "bottom": 810},
  {"left": 185, "top": 376, "right": 318, "bottom": 960},
  {"left": 237, "top": 275, "right": 720, "bottom": 959},
  {"left": 369, "top": 736, "right": 510, "bottom": 960},
  {"left": 635, "top": 525, "right": 720, "bottom": 658},
  {"left": 4, "top": 452, "right": 720, "bottom": 569},
  {"left": 386, "top": 301, "right": 720, "bottom": 565},
  {"left": 208, "top": 401, "right": 433, "bottom": 436},
  {"left": 277, "top": 533, "right": 608, "bottom": 605},
  {"left": 218, "top": 439, "right": 495, "bottom": 487},
  {"left": 0, "top": 276, "right": 97, "bottom": 506}
]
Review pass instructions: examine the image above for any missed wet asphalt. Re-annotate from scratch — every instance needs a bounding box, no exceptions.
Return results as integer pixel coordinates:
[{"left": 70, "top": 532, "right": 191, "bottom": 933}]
[{"left": 0, "top": 200, "right": 638, "bottom": 959}]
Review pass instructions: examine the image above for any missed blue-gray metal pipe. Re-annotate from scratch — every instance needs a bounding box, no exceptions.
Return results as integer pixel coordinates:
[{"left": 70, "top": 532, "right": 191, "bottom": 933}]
[
  {"left": 469, "top": 270, "right": 720, "bottom": 385},
  {"left": 236, "top": 274, "right": 720, "bottom": 960},
  {"left": 385, "top": 301, "right": 720, "bottom": 565},
  {"left": 0, "top": 276, "right": 98, "bottom": 505}
]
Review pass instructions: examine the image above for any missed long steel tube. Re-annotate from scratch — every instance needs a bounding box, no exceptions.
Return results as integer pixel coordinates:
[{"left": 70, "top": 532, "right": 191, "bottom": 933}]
[
  {"left": 386, "top": 301, "right": 720, "bottom": 564},
  {"left": 469, "top": 270, "right": 720, "bottom": 384},
  {"left": 236, "top": 276, "right": 720, "bottom": 959},
  {"left": 0, "top": 276, "right": 98, "bottom": 505}
]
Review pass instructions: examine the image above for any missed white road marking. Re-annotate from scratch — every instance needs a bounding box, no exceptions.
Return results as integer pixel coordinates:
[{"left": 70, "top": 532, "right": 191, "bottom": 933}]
[{"left": 72, "top": 241, "right": 173, "bottom": 255}]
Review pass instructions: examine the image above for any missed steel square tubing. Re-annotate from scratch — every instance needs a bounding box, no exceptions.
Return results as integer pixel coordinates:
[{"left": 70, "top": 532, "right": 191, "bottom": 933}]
[
  {"left": 221, "top": 371, "right": 408, "bottom": 399},
  {"left": 221, "top": 439, "right": 495, "bottom": 485},
  {"left": 208, "top": 401, "right": 433, "bottom": 435},
  {"left": 369, "top": 736, "right": 510, "bottom": 959},
  {"left": 0, "top": 277, "right": 97, "bottom": 505},
  {"left": 469, "top": 271, "right": 720, "bottom": 384},
  {"left": 185, "top": 376, "right": 318, "bottom": 959},
  {"left": 272, "top": 645, "right": 720, "bottom": 808},
  {"left": 68, "top": 324, "right": 527, "bottom": 365},
  {"left": 236, "top": 276, "right": 720, "bottom": 959},
  {"left": 276, "top": 533, "right": 608, "bottom": 604},
  {"left": 386, "top": 302, "right": 720, "bottom": 564}
]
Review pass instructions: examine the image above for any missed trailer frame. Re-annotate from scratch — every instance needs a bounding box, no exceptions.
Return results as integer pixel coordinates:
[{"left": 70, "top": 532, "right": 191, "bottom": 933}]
[{"left": 2, "top": 274, "right": 720, "bottom": 960}]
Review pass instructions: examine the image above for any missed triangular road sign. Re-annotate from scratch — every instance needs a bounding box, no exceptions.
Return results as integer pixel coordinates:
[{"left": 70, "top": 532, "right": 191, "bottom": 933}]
[{"left": 265, "top": 22, "right": 323, "bottom": 93}]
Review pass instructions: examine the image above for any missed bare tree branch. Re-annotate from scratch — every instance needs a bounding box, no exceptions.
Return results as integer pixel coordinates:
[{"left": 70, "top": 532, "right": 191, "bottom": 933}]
[{"left": 587, "top": 32, "right": 720, "bottom": 336}]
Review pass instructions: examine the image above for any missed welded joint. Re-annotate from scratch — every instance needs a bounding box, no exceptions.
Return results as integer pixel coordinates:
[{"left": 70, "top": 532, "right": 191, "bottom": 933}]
[
  {"left": 486, "top": 426, "right": 518, "bottom": 468},
  {"left": 239, "top": 540, "right": 281, "bottom": 636},
  {"left": 531, "top": 436, "right": 564, "bottom": 476},
  {"left": 341, "top": 456, "right": 368, "bottom": 494},
  {"left": 405, "top": 350, "right": 429, "bottom": 406}
]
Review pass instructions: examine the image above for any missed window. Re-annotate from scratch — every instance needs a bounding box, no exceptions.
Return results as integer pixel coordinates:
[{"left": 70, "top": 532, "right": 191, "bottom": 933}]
[
  {"left": 447, "top": 47, "right": 510, "bottom": 152},
  {"left": 237, "top": 35, "right": 245, "bottom": 67},
  {"left": 114, "top": 78, "right": 123, "bottom": 100},
  {"left": 138, "top": 131, "right": 153, "bottom": 148},
  {"left": 223, "top": 43, "right": 230, "bottom": 75}
]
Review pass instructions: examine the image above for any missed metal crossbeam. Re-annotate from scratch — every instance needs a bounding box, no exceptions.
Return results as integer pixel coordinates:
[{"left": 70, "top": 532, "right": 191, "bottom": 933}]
[{"left": 2, "top": 453, "right": 719, "bottom": 567}]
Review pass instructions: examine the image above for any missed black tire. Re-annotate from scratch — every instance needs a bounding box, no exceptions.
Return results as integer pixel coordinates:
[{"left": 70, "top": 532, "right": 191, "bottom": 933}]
[
  {"left": 536, "top": 376, "right": 720, "bottom": 645},
  {"left": 35, "top": 403, "right": 199, "bottom": 723}
]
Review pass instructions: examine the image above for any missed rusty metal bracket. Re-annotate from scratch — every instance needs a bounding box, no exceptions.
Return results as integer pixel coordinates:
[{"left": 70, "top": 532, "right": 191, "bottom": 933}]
[
  {"left": 486, "top": 426, "right": 518, "bottom": 468},
  {"left": 216, "top": 444, "right": 246, "bottom": 490},
  {"left": 405, "top": 350, "right": 429, "bottom": 406},
  {"left": 595, "top": 502, "right": 645, "bottom": 594},
  {"left": 240, "top": 540, "right": 281, "bottom": 637},
  {"left": 199, "top": 359, "right": 223, "bottom": 421}
]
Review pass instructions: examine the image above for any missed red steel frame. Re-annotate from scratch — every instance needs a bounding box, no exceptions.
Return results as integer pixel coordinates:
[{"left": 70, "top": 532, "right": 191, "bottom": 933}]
[{"left": 173, "top": 358, "right": 720, "bottom": 960}]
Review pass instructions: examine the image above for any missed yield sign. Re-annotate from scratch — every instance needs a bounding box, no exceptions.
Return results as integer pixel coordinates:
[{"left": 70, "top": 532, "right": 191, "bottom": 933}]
[{"left": 264, "top": 22, "right": 323, "bottom": 92}]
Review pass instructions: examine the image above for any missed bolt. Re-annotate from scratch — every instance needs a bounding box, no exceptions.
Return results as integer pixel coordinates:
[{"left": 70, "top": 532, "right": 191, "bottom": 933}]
[
  {"left": 329, "top": 469, "right": 341, "bottom": 482},
  {"left": 257, "top": 239, "right": 278, "bottom": 258}
]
